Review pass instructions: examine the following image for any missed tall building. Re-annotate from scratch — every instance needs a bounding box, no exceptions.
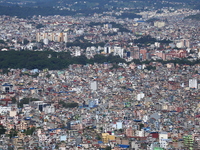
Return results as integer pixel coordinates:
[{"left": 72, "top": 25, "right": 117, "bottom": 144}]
[
  {"left": 140, "top": 49, "right": 147, "bottom": 60},
  {"left": 104, "top": 43, "right": 124, "bottom": 58},
  {"left": 182, "top": 39, "right": 191, "bottom": 48},
  {"left": 176, "top": 39, "right": 191, "bottom": 48},
  {"left": 114, "top": 46, "right": 124, "bottom": 58},
  {"left": 130, "top": 46, "right": 140, "bottom": 59},
  {"left": 159, "top": 132, "right": 168, "bottom": 149},
  {"left": 63, "top": 32, "right": 68, "bottom": 43},
  {"left": 104, "top": 43, "right": 112, "bottom": 54}
]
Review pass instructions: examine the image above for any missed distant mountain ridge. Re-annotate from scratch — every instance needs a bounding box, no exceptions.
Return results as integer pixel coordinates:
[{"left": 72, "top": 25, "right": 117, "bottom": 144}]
[
  {"left": 0, "top": 0, "right": 199, "bottom": 8},
  {"left": 0, "top": 0, "right": 199, "bottom": 18}
]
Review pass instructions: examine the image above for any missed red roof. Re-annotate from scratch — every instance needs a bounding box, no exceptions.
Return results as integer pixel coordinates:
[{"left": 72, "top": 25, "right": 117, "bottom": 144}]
[
  {"left": 1, "top": 98, "right": 11, "bottom": 101},
  {"left": 195, "top": 114, "right": 200, "bottom": 118}
]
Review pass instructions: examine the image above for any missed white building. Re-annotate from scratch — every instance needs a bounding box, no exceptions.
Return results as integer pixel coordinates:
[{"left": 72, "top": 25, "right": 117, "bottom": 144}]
[
  {"left": 155, "top": 42, "right": 160, "bottom": 48},
  {"left": 159, "top": 132, "right": 168, "bottom": 149},
  {"left": 63, "top": 32, "right": 68, "bottom": 43},
  {"left": 43, "top": 104, "right": 55, "bottom": 114},
  {"left": 90, "top": 81, "right": 98, "bottom": 91},
  {"left": 112, "top": 121, "right": 123, "bottom": 130},
  {"left": 75, "top": 49, "right": 81, "bottom": 56},
  {"left": 189, "top": 78, "right": 197, "bottom": 89},
  {"left": 43, "top": 38, "right": 49, "bottom": 45},
  {"left": 136, "top": 92, "right": 145, "bottom": 100},
  {"left": 104, "top": 43, "right": 112, "bottom": 54},
  {"left": 136, "top": 129, "right": 144, "bottom": 137},
  {"left": 176, "top": 42, "right": 183, "bottom": 48},
  {"left": 0, "top": 106, "right": 11, "bottom": 114},
  {"left": 114, "top": 46, "right": 124, "bottom": 58}
]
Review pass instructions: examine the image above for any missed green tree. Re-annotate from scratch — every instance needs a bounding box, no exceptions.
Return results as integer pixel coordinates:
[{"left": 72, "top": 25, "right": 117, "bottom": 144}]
[
  {"left": 8, "top": 129, "right": 18, "bottom": 139},
  {"left": 11, "top": 97, "right": 17, "bottom": 104},
  {"left": 145, "top": 65, "right": 156, "bottom": 70},
  {"left": 46, "top": 74, "right": 51, "bottom": 78},
  {"left": 23, "top": 38, "right": 29, "bottom": 45},
  {"left": 59, "top": 101, "right": 79, "bottom": 108},
  {"left": 0, "top": 40, "right": 6, "bottom": 44},
  {"left": 18, "top": 98, "right": 39, "bottom": 108},
  {"left": 93, "top": 54, "right": 107, "bottom": 63},
  {"left": 105, "top": 146, "right": 111, "bottom": 150},
  {"left": 139, "top": 123, "right": 144, "bottom": 130},
  {"left": 0, "top": 124, "right": 6, "bottom": 135},
  {"left": 24, "top": 127, "right": 36, "bottom": 135},
  {"left": 134, "top": 35, "right": 157, "bottom": 45},
  {"left": 36, "top": 24, "right": 45, "bottom": 29},
  {"left": 96, "top": 134, "right": 102, "bottom": 140}
]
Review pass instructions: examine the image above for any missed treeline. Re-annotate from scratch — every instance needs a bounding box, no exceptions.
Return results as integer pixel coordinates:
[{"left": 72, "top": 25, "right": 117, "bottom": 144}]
[
  {"left": 185, "top": 13, "right": 200, "bottom": 20},
  {"left": 146, "top": 18, "right": 160, "bottom": 23},
  {"left": 0, "top": 51, "right": 199, "bottom": 71},
  {"left": 115, "top": 13, "right": 142, "bottom": 19},
  {"left": 59, "top": 101, "right": 79, "bottom": 108},
  {"left": 0, "top": 51, "right": 125, "bottom": 70}
]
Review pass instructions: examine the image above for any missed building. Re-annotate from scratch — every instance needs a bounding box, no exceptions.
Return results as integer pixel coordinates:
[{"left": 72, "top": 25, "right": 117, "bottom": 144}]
[
  {"left": 189, "top": 78, "right": 198, "bottom": 89},
  {"left": 183, "top": 135, "right": 194, "bottom": 149},
  {"left": 113, "top": 46, "right": 124, "bottom": 58},
  {"left": 2, "top": 83, "right": 13, "bottom": 93},
  {"left": 90, "top": 81, "right": 98, "bottom": 91},
  {"left": 140, "top": 49, "right": 147, "bottom": 60},
  {"left": 36, "top": 32, "right": 67, "bottom": 43},
  {"left": 104, "top": 43, "right": 112, "bottom": 54},
  {"left": 130, "top": 46, "right": 140, "bottom": 59},
  {"left": 159, "top": 132, "right": 168, "bottom": 149},
  {"left": 154, "top": 21, "right": 165, "bottom": 28},
  {"left": 165, "top": 50, "right": 187, "bottom": 60}
]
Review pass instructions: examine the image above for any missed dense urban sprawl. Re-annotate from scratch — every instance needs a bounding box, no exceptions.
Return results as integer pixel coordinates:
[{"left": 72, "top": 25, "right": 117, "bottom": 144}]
[{"left": 0, "top": 7, "right": 200, "bottom": 150}]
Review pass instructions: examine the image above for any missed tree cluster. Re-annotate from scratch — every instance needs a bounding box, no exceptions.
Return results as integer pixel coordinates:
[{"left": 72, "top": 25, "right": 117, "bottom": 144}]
[
  {"left": 8, "top": 129, "right": 18, "bottom": 139},
  {"left": 134, "top": 35, "right": 172, "bottom": 45},
  {"left": 0, "top": 51, "right": 199, "bottom": 71},
  {"left": 23, "top": 127, "right": 36, "bottom": 135},
  {"left": 0, "top": 124, "right": 6, "bottom": 135},
  {"left": 185, "top": 13, "right": 200, "bottom": 20},
  {"left": 18, "top": 98, "right": 39, "bottom": 108},
  {"left": 59, "top": 101, "right": 79, "bottom": 108},
  {"left": 0, "top": 51, "right": 125, "bottom": 70},
  {"left": 134, "top": 35, "right": 157, "bottom": 45},
  {"left": 36, "top": 24, "right": 46, "bottom": 29},
  {"left": 115, "top": 12, "right": 142, "bottom": 19}
]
